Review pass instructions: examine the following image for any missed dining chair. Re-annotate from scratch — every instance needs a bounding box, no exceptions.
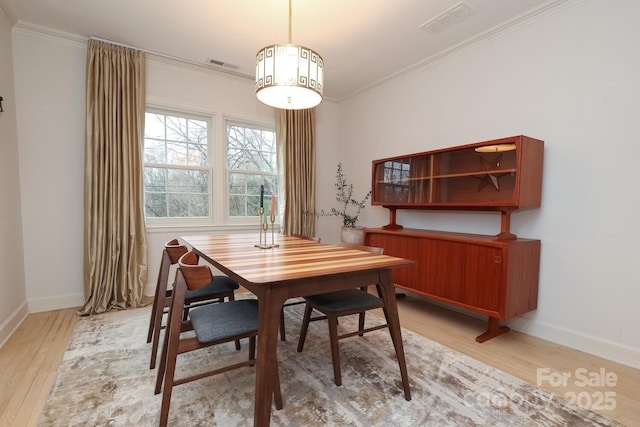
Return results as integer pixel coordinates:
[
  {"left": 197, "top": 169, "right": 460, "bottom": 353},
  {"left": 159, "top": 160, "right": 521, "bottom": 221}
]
[
  {"left": 278, "top": 234, "right": 321, "bottom": 341},
  {"left": 156, "top": 250, "right": 283, "bottom": 427},
  {"left": 296, "top": 243, "right": 393, "bottom": 386},
  {"left": 147, "top": 238, "right": 240, "bottom": 369}
]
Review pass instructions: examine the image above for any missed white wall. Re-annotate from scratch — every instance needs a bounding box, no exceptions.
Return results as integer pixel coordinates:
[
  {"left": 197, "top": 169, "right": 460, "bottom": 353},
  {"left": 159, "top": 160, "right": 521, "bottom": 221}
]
[
  {"left": 0, "top": 8, "right": 28, "bottom": 346},
  {"left": 335, "top": 0, "right": 640, "bottom": 368},
  {"left": 11, "top": 25, "right": 341, "bottom": 309},
  {"left": 12, "top": 29, "right": 86, "bottom": 312}
]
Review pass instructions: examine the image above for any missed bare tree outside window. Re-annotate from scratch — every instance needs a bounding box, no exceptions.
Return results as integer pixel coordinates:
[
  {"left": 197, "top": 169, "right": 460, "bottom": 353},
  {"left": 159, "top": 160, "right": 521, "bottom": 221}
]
[
  {"left": 227, "top": 122, "right": 277, "bottom": 217},
  {"left": 143, "top": 110, "right": 277, "bottom": 223},
  {"left": 143, "top": 112, "right": 209, "bottom": 218}
]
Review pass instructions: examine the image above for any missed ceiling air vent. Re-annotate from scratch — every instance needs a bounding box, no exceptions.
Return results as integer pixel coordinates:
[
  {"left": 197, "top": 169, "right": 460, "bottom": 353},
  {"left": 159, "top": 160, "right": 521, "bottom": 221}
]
[
  {"left": 419, "top": 1, "right": 475, "bottom": 35},
  {"left": 207, "top": 58, "right": 239, "bottom": 70}
]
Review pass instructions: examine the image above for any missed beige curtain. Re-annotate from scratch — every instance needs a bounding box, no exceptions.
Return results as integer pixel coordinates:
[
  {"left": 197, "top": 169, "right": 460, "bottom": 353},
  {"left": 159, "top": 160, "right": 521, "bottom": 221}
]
[
  {"left": 276, "top": 108, "right": 316, "bottom": 236},
  {"left": 79, "top": 40, "right": 148, "bottom": 315}
]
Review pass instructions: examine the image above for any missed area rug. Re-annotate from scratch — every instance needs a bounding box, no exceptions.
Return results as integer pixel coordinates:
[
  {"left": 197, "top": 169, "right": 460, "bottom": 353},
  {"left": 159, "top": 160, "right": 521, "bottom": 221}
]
[{"left": 39, "top": 299, "right": 621, "bottom": 426}]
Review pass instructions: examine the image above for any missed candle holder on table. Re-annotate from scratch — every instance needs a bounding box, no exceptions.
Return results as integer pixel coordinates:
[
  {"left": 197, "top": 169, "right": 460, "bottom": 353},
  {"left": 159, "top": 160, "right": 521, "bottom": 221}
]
[{"left": 255, "top": 207, "right": 279, "bottom": 249}]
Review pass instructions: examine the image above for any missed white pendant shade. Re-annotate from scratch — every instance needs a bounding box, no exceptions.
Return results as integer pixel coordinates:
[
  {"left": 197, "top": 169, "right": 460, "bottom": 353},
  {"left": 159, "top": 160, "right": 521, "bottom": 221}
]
[{"left": 256, "top": 44, "right": 324, "bottom": 109}]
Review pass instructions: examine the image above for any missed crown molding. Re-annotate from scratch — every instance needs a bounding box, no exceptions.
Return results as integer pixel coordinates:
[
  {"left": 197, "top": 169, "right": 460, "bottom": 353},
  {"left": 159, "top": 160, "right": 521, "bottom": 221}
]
[
  {"left": 13, "top": 20, "right": 87, "bottom": 46},
  {"left": 0, "top": 0, "right": 17, "bottom": 25},
  {"left": 12, "top": 20, "right": 255, "bottom": 84}
]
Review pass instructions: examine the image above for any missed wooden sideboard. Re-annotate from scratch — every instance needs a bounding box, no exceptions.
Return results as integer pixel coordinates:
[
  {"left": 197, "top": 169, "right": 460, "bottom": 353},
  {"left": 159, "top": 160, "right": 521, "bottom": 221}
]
[
  {"left": 364, "top": 228, "right": 540, "bottom": 342},
  {"left": 367, "top": 136, "right": 544, "bottom": 342}
]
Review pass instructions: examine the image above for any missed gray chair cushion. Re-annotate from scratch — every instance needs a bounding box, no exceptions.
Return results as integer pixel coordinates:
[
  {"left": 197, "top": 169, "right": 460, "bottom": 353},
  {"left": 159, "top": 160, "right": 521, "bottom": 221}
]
[
  {"left": 189, "top": 299, "right": 259, "bottom": 344},
  {"left": 304, "top": 289, "right": 383, "bottom": 312},
  {"left": 185, "top": 275, "right": 239, "bottom": 300}
]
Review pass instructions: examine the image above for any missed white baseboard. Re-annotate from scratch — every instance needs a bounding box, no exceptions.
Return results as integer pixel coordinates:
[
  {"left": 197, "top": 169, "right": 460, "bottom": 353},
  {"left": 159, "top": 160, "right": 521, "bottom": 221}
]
[
  {"left": 27, "top": 293, "right": 85, "bottom": 313},
  {"left": 144, "top": 284, "right": 156, "bottom": 298},
  {"left": 508, "top": 316, "right": 640, "bottom": 370},
  {"left": 402, "top": 290, "right": 640, "bottom": 369},
  {"left": 0, "top": 301, "right": 29, "bottom": 348}
]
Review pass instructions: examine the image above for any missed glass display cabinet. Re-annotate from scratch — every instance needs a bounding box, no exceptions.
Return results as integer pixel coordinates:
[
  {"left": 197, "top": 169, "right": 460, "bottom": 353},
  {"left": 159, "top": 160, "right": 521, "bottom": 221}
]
[{"left": 371, "top": 135, "right": 543, "bottom": 240}]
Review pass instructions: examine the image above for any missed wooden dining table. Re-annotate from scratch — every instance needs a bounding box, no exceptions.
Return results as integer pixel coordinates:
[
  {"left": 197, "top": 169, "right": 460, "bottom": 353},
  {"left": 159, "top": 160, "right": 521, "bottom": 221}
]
[{"left": 180, "top": 233, "right": 414, "bottom": 427}]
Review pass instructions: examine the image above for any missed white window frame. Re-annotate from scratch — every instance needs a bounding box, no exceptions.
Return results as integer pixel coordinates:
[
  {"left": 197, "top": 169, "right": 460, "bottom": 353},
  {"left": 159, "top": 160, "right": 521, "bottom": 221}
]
[
  {"left": 224, "top": 118, "right": 278, "bottom": 225},
  {"left": 143, "top": 107, "right": 214, "bottom": 227},
  {"left": 143, "top": 105, "right": 277, "bottom": 230}
]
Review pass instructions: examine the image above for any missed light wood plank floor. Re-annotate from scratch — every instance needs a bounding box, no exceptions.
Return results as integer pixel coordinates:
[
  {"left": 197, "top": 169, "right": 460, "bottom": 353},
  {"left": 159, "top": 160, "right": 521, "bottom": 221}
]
[{"left": 0, "top": 295, "right": 638, "bottom": 426}]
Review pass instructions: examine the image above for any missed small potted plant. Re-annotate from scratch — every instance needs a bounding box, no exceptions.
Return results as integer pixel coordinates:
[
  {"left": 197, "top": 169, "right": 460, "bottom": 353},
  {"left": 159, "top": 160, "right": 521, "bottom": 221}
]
[{"left": 316, "top": 163, "right": 371, "bottom": 244}]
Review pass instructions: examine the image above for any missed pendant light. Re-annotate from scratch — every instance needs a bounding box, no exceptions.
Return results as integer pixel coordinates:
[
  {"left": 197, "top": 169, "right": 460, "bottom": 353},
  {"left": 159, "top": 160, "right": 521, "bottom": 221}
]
[{"left": 255, "top": 0, "right": 323, "bottom": 109}]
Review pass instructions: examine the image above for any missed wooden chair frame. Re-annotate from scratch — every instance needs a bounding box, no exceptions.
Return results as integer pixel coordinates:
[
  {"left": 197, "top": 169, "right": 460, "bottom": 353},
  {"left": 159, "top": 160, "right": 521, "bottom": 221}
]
[
  {"left": 147, "top": 239, "right": 238, "bottom": 369},
  {"left": 296, "top": 243, "right": 393, "bottom": 386},
  {"left": 155, "top": 254, "right": 282, "bottom": 427}
]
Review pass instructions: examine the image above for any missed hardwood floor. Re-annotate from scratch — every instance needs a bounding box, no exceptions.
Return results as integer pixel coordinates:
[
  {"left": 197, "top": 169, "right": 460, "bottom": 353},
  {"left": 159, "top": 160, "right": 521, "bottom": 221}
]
[
  {"left": 0, "top": 309, "right": 77, "bottom": 427},
  {"left": 1, "top": 295, "right": 638, "bottom": 426}
]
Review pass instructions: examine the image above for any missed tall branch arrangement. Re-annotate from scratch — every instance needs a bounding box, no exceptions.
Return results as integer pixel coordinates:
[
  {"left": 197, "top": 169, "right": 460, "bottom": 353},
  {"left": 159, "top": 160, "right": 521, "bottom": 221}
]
[{"left": 317, "top": 163, "right": 371, "bottom": 227}]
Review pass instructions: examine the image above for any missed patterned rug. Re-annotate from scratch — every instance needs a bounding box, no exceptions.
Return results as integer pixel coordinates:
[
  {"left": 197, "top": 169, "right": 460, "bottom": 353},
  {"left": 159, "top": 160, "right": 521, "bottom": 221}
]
[{"left": 39, "top": 299, "right": 621, "bottom": 426}]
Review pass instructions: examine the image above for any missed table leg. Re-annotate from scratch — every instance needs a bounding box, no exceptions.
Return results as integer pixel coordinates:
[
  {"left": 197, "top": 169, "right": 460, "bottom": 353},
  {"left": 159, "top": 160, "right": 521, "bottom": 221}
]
[
  {"left": 379, "top": 269, "right": 412, "bottom": 400},
  {"left": 254, "top": 288, "right": 288, "bottom": 427}
]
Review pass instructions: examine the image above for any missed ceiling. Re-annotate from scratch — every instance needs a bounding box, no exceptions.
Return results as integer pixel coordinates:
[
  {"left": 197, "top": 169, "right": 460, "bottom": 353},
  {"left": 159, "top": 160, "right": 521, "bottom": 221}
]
[{"left": 1, "top": 0, "right": 561, "bottom": 101}]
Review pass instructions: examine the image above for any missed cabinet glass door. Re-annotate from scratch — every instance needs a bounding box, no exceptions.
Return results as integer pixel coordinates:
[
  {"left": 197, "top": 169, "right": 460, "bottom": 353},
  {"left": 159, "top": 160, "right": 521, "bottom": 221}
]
[
  {"left": 374, "top": 155, "right": 431, "bottom": 204},
  {"left": 431, "top": 144, "right": 517, "bottom": 204}
]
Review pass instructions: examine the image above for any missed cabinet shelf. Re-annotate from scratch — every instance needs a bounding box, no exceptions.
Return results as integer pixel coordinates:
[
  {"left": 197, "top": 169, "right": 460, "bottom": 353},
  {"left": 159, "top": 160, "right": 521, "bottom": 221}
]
[{"left": 375, "top": 168, "right": 518, "bottom": 183}]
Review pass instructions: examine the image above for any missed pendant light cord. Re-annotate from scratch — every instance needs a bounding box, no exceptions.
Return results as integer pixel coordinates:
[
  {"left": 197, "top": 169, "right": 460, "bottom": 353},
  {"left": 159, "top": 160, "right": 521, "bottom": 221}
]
[{"left": 288, "top": 0, "right": 293, "bottom": 44}]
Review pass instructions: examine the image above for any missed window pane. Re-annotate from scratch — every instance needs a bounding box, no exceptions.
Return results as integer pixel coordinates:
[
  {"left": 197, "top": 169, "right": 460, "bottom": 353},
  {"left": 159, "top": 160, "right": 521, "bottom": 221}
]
[
  {"left": 190, "top": 194, "right": 209, "bottom": 217},
  {"left": 167, "top": 169, "right": 190, "bottom": 192},
  {"left": 187, "top": 143, "right": 207, "bottom": 167},
  {"left": 248, "top": 195, "right": 260, "bottom": 215},
  {"left": 228, "top": 173, "right": 267, "bottom": 217},
  {"left": 144, "top": 167, "right": 167, "bottom": 191},
  {"left": 227, "top": 147, "right": 242, "bottom": 165},
  {"left": 144, "top": 138, "right": 166, "bottom": 164},
  {"left": 167, "top": 141, "right": 187, "bottom": 165},
  {"left": 145, "top": 192, "right": 166, "bottom": 217},
  {"left": 168, "top": 193, "right": 189, "bottom": 217},
  {"left": 229, "top": 195, "right": 245, "bottom": 217},
  {"left": 143, "top": 111, "right": 212, "bottom": 220},
  {"left": 145, "top": 113, "right": 165, "bottom": 139},
  {"left": 188, "top": 119, "right": 207, "bottom": 144},
  {"left": 166, "top": 116, "right": 188, "bottom": 142},
  {"left": 262, "top": 175, "right": 277, "bottom": 196},
  {"left": 229, "top": 173, "right": 246, "bottom": 195},
  {"left": 191, "top": 170, "right": 209, "bottom": 193},
  {"left": 226, "top": 122, "right": 277, "bottom": 218}
]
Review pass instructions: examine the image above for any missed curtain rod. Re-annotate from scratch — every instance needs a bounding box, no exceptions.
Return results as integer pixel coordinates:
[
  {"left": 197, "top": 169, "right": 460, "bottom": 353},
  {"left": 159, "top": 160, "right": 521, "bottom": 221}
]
[{"left": 89, "top": 36, "right": 252, "bottom": 80}]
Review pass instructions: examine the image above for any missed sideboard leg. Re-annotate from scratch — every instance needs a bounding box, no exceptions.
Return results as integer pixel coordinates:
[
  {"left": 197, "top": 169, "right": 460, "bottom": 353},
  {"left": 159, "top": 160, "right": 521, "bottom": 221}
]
[
  {"left": 476, "top": 317, "right": 510, "bottom": 343},
  {"left": 382, "top": 207, "right": 403, "bottom": 230},
  {"left": 494, "top": 209, "right": 517, "bottom": 241}
]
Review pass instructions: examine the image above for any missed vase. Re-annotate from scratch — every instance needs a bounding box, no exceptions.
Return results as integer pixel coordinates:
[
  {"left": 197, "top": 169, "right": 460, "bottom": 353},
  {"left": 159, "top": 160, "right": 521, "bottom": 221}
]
[{"left": 340, "top": 226, "right": 364, "bottom": 245}]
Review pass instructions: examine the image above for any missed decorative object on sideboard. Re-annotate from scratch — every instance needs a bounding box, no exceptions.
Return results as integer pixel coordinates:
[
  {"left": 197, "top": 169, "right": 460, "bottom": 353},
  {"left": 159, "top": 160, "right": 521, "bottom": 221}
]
[
  {"left": 312, "top": 163, "right": 371, "bottom": 244},
  {"left": 255, "top": 0, "right": 324, "bottom": 110}
]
